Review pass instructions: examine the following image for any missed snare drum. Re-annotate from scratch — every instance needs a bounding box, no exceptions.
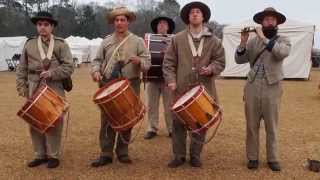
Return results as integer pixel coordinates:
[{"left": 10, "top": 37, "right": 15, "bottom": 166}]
[
  {"left": 93, "top": 78, "right": 145, "bottom": 132},
  {"left": 143, "top": 33, "right": 173, "bottom": 80},
  {"left": 171, "top": 85, "right": 222, "bottom": 134},
  {"left": 17, "top": 84, "right": 69, "bottom": 134}
]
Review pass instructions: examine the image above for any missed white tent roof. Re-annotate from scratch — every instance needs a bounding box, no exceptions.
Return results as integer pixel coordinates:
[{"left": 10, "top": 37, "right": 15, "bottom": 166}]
[
  {"left": 88, "top": 38, "right": 103, "bottom": 61},
  {"left": 90, "top": 38, "right": 103, "bottom": 45},
  {"left": 65, "top": 36, "right": 91, "bottom": 63},
  {"left": 221, "top": 19, "right": 315, "bottom": 79},
  {"left": 0, "top": 36, "right": 27, "bottom": 71}
]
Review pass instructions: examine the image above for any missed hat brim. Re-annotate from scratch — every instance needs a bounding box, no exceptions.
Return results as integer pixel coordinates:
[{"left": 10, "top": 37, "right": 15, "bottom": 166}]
[
  {"left": 180, "top": 2, "right": 211, "bottom": 24},
  {"left": 253, "top": 11, "right": 286, "bottom": 25},
  {"left": 107, "top": 11, "right": 136, "bottom": 24},
  {"left": 31, "top": 17, "right": 58, "bottom": 26},
  {"left": 151, "top": 17, "right": 175, "bottom": 34}
]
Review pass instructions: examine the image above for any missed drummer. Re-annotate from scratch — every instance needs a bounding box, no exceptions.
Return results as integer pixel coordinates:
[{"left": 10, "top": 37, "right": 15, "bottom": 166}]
[
  {"left": 16, "top": 12, "right": 74, "bottom": 168},
  {"left": 163, "top": 2, "right": 225, "bottom": 168},
  {"left": 144, "top": 16, "right": 175, "bottom": 140},
  {"left": 90, "top": 6, "right": 151, "bottom": 167}
]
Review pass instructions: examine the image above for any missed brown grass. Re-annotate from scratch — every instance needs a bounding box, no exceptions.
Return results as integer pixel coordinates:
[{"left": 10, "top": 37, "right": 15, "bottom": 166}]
[{"left": 1, "top": 65, "right": 320, "bottom": 180}]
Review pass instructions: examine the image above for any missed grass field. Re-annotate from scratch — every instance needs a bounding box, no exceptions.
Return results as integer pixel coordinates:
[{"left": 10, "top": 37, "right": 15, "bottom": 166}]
[{"left": 1, "top": 66, "right": 320, "bottom": 180}]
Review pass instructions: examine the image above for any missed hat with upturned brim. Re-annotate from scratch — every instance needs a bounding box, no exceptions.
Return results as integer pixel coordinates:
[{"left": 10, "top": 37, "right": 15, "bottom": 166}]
[
  {"left": 31, "top": 11, "right": 58, "bottom": 26},
  {"left": 253, "top": 7, "right": 286, "bottom": 25},
  {"left": 180, "top": 1, "right": 211, "bottom": 24},
  {"left": 151, "top": 16, "right": 175, "bottom": 34},
  {"left": 107, "top": 6, "right": 136, "bottom": 24}
]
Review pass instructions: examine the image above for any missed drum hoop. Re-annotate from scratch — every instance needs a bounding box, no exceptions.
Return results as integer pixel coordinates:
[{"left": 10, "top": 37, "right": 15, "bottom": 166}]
[
  {"left": 95, "top": 82, "right": 129, "bottom": 105},
  {"left": 192, "top": 108, "right": 222, "bottom": 134},
  {"left": 150, "top": 51, "right": 163, "bottom": 54},
  {"left": 145, "top": 33, "right": 174, "bottom": 38},
  {"left": 18, "top": 85, "right": 48, "bottom": 117},
  {"left": 112, "top": 105, "right": 146, "bottom": 131},
  {"left": 18, "top": 85, "right": 68, "bottom": 117},
  {"left": 144, "top": 33, "right": 173, "bottom": 49},
  {"left": 23, "top": 111, "right": 60, "bottom": 134},
  {"left": 17, "top": 84, "right": 46, "bottom": 117},
  {"left": 93, "top": 78, "right": 129, "bottom": 103},
  {"left": 171, "top": 85, "right": 204, "bottom": 112},
  {"left": 24, "top": 111, "right": 49, "bottom": 133}
]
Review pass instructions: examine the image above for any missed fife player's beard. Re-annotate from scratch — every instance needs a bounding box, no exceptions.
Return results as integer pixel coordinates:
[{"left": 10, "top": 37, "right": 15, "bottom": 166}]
[{"left": 262, "top": 26, "right": 278, "bottom": 39}]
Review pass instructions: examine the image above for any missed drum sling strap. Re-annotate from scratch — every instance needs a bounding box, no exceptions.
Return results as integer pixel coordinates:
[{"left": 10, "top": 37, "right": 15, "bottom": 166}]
[{"left": 101, "top": 34, "right": 132, "bottom": 79}]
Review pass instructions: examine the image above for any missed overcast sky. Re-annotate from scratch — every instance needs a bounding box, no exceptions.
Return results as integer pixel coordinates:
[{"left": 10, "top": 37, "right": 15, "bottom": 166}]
[{"left": 78, "top": 0, "right": 320, "bottom": 25}]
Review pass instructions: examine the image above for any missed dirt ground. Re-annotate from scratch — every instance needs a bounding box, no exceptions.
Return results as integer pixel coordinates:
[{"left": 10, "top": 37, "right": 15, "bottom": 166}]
[{"left": 1, "top": 66, "right": 320, "bottom": 180}]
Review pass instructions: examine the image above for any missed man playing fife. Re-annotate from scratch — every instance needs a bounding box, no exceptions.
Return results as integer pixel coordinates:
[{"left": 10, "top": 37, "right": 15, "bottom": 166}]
[{"left": 235, "top": 7, "right": 291, "bottom": 171}]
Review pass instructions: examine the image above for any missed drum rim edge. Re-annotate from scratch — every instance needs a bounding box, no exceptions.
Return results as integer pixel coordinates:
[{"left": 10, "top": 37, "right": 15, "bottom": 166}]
[
  {"left": 111, "top": 106, "right": 146, "bottom": 132},
  {"left": 17, "top": 84, "right": 48, "bottom": 117},
  {"left": 191, "top": 109, "right": 222, "bottom": 134},
  {"left": 171, "top": 85, "right": 204, "bottom": 112},
  {"left": 93, "top": 77, "right": 129, "bottom": 103}
]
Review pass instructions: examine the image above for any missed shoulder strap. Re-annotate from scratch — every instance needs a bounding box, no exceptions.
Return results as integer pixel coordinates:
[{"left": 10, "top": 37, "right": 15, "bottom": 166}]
[
  {"left": 252, "top": 48, "right": 267, "bottom": 67},
  {"left": 51, "top": 38, "right": 63, "bottom": 64},
  {"left": 52, "top": 50, "right": 62, "bottom": 64},
  {"left": 101, "top": 33, "right": 132, "bottom": 76},
  {"left": 252, "top": 35, "right": 280, "bottom": 67}
]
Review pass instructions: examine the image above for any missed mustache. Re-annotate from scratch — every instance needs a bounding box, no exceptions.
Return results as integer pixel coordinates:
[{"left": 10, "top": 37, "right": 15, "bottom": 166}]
[{"left": 263, "top": 26, "right": 278, "bottom": 29}]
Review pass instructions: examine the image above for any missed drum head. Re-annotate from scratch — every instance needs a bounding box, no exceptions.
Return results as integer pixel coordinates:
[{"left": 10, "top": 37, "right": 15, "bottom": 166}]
[
  {"left": 172, "top": 86, "right": 201, "bottom": 109},
  {"left": 96, "top": 80, "right": 126, "bottom": 99}
]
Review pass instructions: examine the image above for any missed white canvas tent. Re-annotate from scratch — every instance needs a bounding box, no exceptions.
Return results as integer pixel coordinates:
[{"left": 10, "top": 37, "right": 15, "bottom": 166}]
[
  {"left": 0, "top": 36, "right": 27, "bottom": 71},
  {"left": 221, "top": 19, "right": 315, "bottom": 79},
  {"left": 65, "top": 36, "right": 91, "bottom": 64},
  {"left": 89, "top": 38, "right": 103, "bottom": 62},
  {"left": 314, "top": 29, "right": 320, "bottom": 49}
]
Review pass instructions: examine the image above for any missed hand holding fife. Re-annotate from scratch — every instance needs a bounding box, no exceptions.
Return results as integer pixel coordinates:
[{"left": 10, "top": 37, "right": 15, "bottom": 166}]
[
  {"left": 255, "top": 26, "right": 266, "bottom": 40},
  {"left": 92, "top": 71, "right": 102, "bottom": 82},
  {"left": 168, "top": 82, "right": 177, "bottom": 91}
]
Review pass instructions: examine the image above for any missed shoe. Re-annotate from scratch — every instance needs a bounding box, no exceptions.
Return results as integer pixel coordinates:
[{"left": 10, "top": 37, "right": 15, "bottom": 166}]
[
  {"left": 190, "top": 157, "right": 202, "bottom": 167},
  {"left": 144, "top": 131, "right": 157, "bottom": 139},
  {"left": 47, "top": 158, "right": 60, "bottom": 168},
  {"left": 27, "top": 158, "right": 48, "bottom": 167},
  {"left": 268, "top": 161, "right": 281, "bottom": 171},
  {"left": 91, "top": 156, "right": 113, "bottom": 167},
  {"left": 118, "top": 155, "right": 132, "bottom": 164},
  {"left": 247, "top": 160, "right": 259, "bottom": 170},
  {"left": 168, "top": 157, "right": 185, "bottom": 168}
]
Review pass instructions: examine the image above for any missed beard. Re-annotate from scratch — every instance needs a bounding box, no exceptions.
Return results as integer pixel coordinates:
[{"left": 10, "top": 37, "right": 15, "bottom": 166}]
[{"left": 262, "top": 26, "right": 278, "bottom": 39}]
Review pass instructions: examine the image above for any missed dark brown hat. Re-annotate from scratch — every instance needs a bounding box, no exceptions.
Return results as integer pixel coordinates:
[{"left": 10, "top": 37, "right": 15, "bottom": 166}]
[
  {"left": 31, "top": 11, "right": 58, "bottom": 26},
  {"left": 180, "top": 1, "right": 211, "bottom": 24},
  {"left": 151, "top": 16, "right": 175, "bottom": 34},
  {"left": 253, "top": 7, "right": 286, "bottom": 25}
]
